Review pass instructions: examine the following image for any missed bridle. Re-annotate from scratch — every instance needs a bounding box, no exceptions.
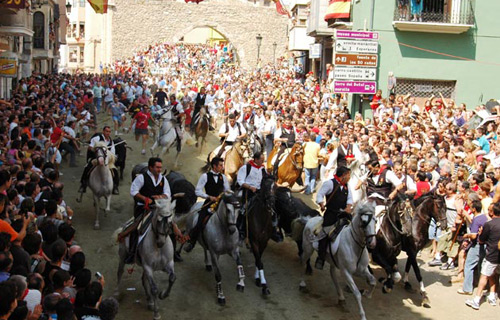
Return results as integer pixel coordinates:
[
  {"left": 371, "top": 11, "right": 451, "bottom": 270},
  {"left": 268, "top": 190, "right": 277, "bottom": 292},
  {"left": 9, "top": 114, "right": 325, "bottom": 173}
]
[
  {"left": 95, "top": 146, "right": 107, "bottom": 164},
  {"left": 289, "top": 145, "right": 304, "bottom": 171},
  {"left": 351, "top": 210, "right": 376, "bottom": 249},
  {"left": 215, "top": 193, "right": 241, "bottom": 231}
]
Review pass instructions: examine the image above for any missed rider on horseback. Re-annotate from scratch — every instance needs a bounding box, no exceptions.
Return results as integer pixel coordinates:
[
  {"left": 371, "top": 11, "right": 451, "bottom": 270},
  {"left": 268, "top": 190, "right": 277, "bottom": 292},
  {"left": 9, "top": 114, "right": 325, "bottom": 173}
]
[
  {"left": 184, "top": 157, "right": 231, "bottom": 252},
  {"left": 126, "top": 157, "right": 183, "bottom": 264},
  {"left": 78, "top": 126, "right": 120, "bottom": 195},
  {"left": 216, "top": 113, "right": 246, "bottom": 159},
  {"left": 236, "top": 152, "right": 283, "bottom": 242},
  {"left": 166, "top": 94, "right": 185, "bottom": 152},
  {"left": 314, "top": 166, "right": 353, "bottom": 270},
  {"left": 273, "top": 115, "right": 296, "bottom": 176}
]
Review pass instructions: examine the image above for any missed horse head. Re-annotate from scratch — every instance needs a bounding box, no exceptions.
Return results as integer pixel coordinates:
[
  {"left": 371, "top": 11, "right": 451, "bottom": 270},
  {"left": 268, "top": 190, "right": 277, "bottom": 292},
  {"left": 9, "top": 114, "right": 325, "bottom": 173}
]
[
  {"left": 291, "top": 143, "right": 304, "bottom": 171},
  {"left": 94, "top": 142, "right": 111, "bottom": 166},
  {"left": 220, "top": 191, "right": 241, "bottom": 235},
  {"left": 234, "top": 140, "right": 250, "bottom": 160},
  {"left": 151, "top": 198, "right": 176, "bottom": 247},
  {"left": 430, "top": 192, "right": 447, "bottom": 231},
  {"left": 354, "top": 200, "right": 377, "bottom": 249},
  {"left": 260, "top": 175, "right": 277, "bottom": 209}
]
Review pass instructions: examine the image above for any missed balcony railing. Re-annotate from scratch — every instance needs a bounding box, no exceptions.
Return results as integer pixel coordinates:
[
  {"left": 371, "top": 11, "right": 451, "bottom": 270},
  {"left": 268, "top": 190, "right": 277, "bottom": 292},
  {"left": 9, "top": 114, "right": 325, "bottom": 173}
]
[{"left": 393, "top": 0, "right": 474, "bottom": 34}]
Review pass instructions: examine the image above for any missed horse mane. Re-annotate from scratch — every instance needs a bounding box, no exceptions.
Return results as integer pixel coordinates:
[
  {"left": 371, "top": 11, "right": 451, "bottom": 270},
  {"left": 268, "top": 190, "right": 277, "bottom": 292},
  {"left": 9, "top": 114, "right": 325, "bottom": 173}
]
[{"left": 354, "top": 199, "right": 376, "bottom": 216}]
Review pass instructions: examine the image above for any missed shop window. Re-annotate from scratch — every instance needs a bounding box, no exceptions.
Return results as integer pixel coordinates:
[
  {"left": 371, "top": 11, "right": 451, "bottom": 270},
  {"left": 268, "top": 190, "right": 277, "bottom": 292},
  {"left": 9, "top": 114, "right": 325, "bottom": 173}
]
[{"left": 33, "top": 12, "right": 45, "bottom": 49}]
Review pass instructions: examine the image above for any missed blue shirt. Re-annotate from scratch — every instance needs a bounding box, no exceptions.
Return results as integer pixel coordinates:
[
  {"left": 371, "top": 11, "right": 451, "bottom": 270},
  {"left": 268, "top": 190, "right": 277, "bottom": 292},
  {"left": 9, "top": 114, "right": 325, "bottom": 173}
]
[{"left": 477, "top": 135, "right": 490, "bottom": 154}]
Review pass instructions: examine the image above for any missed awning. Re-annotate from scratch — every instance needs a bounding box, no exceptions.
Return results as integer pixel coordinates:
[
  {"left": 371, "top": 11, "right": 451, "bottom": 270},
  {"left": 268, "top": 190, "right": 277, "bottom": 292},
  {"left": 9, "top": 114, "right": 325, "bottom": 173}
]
[
  {"left": 325, "top": 0, "right": 351, "bottom": 21},
  {"left": 0, "top": 26, "right": 34, "bottom": 37}
]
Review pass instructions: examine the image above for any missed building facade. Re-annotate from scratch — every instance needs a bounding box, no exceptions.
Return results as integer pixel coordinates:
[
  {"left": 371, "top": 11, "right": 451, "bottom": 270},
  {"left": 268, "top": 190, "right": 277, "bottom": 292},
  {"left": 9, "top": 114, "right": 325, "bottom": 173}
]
[{"left": 324, "top": 0, "right": 498, "bottom": 114}]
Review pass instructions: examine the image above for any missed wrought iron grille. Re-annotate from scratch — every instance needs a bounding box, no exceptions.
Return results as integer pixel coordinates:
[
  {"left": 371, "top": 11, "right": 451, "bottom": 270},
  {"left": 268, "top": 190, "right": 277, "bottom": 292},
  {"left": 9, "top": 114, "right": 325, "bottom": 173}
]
[
  {"left": 395, "top": 78, "right": 456, "bottom": 99},
  {"left": 394, "top": 0, "right": 475, "bottom": 25}
]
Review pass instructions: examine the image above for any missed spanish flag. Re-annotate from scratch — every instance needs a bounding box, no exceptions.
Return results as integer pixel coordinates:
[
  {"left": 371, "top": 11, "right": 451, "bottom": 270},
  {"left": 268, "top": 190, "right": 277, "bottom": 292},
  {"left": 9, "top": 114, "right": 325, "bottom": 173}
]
[
  {"left": 87, "top": 0, "right": 108, "bottom": 14},
  {"left": 325, "top": 0, "right": 351, "bottom": 21}
]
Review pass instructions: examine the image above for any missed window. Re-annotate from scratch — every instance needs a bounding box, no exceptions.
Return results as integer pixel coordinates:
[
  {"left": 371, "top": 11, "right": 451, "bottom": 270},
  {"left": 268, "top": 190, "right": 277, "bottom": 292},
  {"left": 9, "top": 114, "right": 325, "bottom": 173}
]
[
  {"left": 69, "top": 47, "right": 78, "bottom": 63},
  {"left": 79, "top": 0, "right": 85, "bottom": 6},
  {"left": 79, "top": 23, "right": 85, "bottom": 38},
  {"left": 33, "top": 12, "right": 45, "bottom": 49},
  {"left": 395, "top": 78, "right": 456, "bottom": 99},
  {"left": 79, "top": 48, "right": 84, "bottom": 63}
]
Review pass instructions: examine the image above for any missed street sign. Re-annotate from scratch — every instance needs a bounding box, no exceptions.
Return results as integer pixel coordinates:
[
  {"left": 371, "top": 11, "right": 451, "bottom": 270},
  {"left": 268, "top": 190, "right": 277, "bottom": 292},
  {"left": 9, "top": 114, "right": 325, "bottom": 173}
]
[
  {"left": 309, "top": 43, "right": 322, "bottom": 59},
  {"left": 333, "top": 81, "right": 377, "bottom": 94},
  {"left": 335, "top": 30, "right": 379, "bottom": 41},
  {"left": 334, "top": 53, "right": 378, "bottom": 67},
  {"left": 334, "top": 66, "right": 377, "bottom": 81},
  {"left": 335, "top": 39, "right": 378, "bottom": 54}
]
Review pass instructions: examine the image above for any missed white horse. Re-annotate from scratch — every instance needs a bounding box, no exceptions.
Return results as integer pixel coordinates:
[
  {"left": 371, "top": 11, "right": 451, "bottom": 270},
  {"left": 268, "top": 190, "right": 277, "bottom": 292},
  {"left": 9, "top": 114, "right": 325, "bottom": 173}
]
[
  {"left": 299, "top": 200, "right": 377, "bottom": 320},
  {"left": 88, "top": 142, "right": 114, "bottom": 229},
  {"left": 115, "top": 198, "right": 178, "bottom": 320},
  {"left": 347, "top": 156, "right": 369, "bottom": 206},
  {"left": 150, "top": 110, "right": 184, "bottom": 167}
]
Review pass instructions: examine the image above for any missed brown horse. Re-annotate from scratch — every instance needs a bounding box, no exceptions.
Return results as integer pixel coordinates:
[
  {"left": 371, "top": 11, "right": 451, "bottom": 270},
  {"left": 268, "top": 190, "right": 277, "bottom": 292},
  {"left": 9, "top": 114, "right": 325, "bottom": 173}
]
[
  {"left": 194, "top": 107, "right": 209, "bottom": 154},
  {"left": 203, "top": 141, "right": 249, "bottom": 185},
  {"left": 266, "top": 143, "right": 304, "bottom": 186}
]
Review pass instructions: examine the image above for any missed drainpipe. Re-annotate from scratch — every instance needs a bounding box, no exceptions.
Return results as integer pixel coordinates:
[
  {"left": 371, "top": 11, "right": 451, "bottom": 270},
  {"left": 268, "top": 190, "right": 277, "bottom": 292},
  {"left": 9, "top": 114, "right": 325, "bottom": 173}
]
[{"left": 369, "top": 0, "right": 375, "bottom": 30}]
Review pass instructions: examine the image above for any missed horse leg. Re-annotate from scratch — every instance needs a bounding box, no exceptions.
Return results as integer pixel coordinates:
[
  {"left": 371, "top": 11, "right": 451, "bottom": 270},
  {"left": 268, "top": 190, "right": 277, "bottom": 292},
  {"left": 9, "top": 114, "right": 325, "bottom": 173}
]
[
  {"left": 232, "top": 250, "right": 245, "bottom": 292},
  {"left": 342, "top": 268, "right": 367, "bottom": 320},
  {"left": 150, "top": 140, "right": 158, "bottom": 156},
  {"left": 174, "top": 151, "right": 180, "bottom": 168},
  {"left": 115, "top": 244, "right": 127, "bottom": 298},
  {"left": 93, "top": 195, "right": 100, "bottom": 230},
  {"left": 209, "top": 252, "right": 225, "bottom": 306},
  {"left": 141, "top": 271, "right": 154, "bottom": 312},
  {"left": 330, "top": 266, "right": 346, "bottom": 305},
  {"left": 299, "top": 239, "right": 314, "bottom": 292},
  {"left": 409, "top": 253, "right": 430, "bottom": 307},
  {"left": 403, "top": 258, "right": 417, "bottom": 293},
  {"left": 371, "top": 250, "right": 394, "bottom": 293},
  {"left": 159, "top": 260, "right": 176, "bottom": 300},
  {"left": 257, "top": 245, "right": 270, "bottom": 296},
  {"left": 362, "top": 266, "right": 377, "bottom": 299},
  {"left": 105, "top": 195, "right": 111, "bottom": 212},
  {"left": 143, "top": 266, "right": 160, "bottom": 319},
  {"left": 204, "top": 248, "right": 212, "bottom": 272}
]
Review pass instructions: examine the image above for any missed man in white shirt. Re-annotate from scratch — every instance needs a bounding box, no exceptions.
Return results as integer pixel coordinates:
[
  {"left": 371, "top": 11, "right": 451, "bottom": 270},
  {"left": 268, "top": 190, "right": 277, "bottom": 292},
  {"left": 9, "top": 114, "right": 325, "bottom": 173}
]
[
  {"left": 216, "top": 113, "right": 246, "bottom": 158},
  {"left": 185, "top": 157, "right": 230, "bottom": 252},
  {"left": 325, "top": 134, "right": 362, "bottom": 178},
  {"left": 60, "top": 121, "right": 78, "bottom": 167}
]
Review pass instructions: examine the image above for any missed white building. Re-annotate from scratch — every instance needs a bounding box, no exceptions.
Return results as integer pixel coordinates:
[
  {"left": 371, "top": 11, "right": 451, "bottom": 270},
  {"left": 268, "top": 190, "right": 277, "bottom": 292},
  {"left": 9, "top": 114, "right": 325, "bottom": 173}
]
[
  {"left": 288, "top": 0, "right": 315, "bottom": 70},
  {"left": 60, "top": 0, "right": 113, "bottom": 74}
]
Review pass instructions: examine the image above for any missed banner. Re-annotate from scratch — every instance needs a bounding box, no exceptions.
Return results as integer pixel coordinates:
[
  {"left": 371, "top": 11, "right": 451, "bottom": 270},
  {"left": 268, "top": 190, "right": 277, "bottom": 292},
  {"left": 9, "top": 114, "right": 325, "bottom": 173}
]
[
  {"left": 87, "top": 0, "right": 108, "bottom": 14},
  {"left": 325, "top": 0, "right": 351, "bottom": 21},
  {"left": 0, "top": 0, "right": 27, "bottom": 9},
  {"left": 0, "top": 56, "right": 18, "bottom": 78},
  {"left": 273, "top": 0, "right": 290, "bottom": 18}
]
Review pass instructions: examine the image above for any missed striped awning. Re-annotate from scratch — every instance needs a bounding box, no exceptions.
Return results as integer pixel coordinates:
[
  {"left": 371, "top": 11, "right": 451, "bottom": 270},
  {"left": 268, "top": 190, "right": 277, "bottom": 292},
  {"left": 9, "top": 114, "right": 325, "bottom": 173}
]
[{"left": 325, "top": 0, "right": 351, "bottom": 21}]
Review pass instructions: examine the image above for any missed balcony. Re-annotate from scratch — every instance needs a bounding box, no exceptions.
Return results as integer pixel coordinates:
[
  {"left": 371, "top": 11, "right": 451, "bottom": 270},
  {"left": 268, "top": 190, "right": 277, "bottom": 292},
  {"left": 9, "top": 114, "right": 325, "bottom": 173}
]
[{"left": 393, "top": 0, "right": 474, "bottom": 34}]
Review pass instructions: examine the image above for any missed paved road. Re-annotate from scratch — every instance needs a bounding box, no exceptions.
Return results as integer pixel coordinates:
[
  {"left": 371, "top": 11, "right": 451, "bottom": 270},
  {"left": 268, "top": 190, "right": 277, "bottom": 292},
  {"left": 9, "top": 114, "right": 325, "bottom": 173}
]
[{"left": 62, "top": 115, "right": 498, "bottom": 320}]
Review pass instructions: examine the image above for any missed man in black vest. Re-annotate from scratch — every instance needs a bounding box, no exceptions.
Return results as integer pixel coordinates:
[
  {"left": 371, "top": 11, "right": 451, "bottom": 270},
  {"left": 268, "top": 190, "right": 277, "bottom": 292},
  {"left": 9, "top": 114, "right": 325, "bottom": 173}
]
[
  {"left": 167, "top": 94, "right": 185, "bottom": 152},
  {"left": 273, "top": 115, "right": 296, "bottom": 176},
  {"left": 78, "top": 126, "right": 119, "bottom": 195},
  {"left": 191, "top": 87, "right": 206, "bottom": 131},
  {"left": 184, "top": 157, "right": 230, "bottom": 252},
  {"left": 314, "top": 166, "right": 353, "bottom": 270},
  {"left": 126, "top": 157, "right": 182, "bottom": 264}
]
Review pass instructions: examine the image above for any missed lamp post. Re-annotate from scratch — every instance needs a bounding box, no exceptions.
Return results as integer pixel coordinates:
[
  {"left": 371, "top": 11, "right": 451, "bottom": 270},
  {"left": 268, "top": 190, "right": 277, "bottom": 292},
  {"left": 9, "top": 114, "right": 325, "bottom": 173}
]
[
  {"left": 256, "top": 34, "right": 262, "bottom": 65},
  {"left": 272, "top": 41, "right": 277, "bottom": 64},
  {"left": 66, "top": 1, "right": 72, "bottom": 14}
]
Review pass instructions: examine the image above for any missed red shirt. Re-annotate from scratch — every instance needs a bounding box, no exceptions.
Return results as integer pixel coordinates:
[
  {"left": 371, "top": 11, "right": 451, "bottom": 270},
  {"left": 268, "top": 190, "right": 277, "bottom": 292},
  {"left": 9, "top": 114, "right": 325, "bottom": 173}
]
[
  {"left": 415, "top": 181, "right": 431, "bottom": 199},
  {"left": 134, "top": 111, "right": 151, "bottom": 129},
  {"left": 50, "top": 127, "right": 63, "bottom": 144}
]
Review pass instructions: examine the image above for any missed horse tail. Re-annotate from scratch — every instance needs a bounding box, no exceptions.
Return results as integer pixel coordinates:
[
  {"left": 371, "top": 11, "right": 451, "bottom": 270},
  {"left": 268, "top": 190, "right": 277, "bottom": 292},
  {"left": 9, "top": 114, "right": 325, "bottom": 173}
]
[
  {"left": 200, "top": 153, "right": 211, "bottom": 173},
  {"left": 112, "top": 227, "right": 124, "bottom": 245}
]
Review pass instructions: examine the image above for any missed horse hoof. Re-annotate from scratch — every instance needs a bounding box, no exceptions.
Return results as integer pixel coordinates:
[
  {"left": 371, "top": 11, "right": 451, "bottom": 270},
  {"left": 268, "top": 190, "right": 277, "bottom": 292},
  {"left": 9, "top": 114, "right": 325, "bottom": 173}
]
[
  {"left": 236, "top": 284, "right": 244, "bottom": 292},
  {"left": 299, "top": 285, "right": 308, "bottom": 293},
  {"left": 94, "top": 224, "right": 100, "bottom": 230},
  {"left": 404, "top": 282, "right": 416, "bottom": 294},
  {"left": 255, "top": 278, "right": 261, "bottom": 287},
  {"left": 382, "top": 285, "right": 391, "bottom": 294},
  {"left": 153, "top": 314, "right": 161, "bottom": 320},
  {"left": 205, "top": 265, "right": 212, "bottom": 272},
  {"left": 378, "top": 277, "right": 386, "bottom": 283},
  {"left": 305, "top": 267, "right": 313, "bottom": 276},
  {"left": 421, "top": 293, "right": 431, "bottom": 308},
  {"left": 262, "top": 286, "right": 270, "bottom": 296},
  {"left": 147, "top": 303, "right": 154, "bottom": 311},
  {"left": 217, "top": 297, "right": 226, "bottom": 306},
  {"left": 158, "top": 290, "right": 169, "bottom": 300},
  {"left": 338, "top": 299, "right": 346, "bottom": 306}
]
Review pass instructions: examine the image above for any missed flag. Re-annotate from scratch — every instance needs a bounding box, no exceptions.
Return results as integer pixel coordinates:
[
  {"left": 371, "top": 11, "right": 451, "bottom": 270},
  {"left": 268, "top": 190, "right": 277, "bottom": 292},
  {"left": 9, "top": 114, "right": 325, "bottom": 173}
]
[
  {"left": 87, "top": 0, "right": 108, "bottom": 14},
  {"left": 325, "top": 0, "right": 351, "bottom": 21},
  {"left": 273, "top": 0, "right": 291, "bottom": 18}
]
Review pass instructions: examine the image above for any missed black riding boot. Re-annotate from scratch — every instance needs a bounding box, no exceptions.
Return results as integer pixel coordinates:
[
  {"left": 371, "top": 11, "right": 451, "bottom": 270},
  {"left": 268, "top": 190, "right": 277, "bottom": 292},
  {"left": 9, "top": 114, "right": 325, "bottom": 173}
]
[
  {"left": 125, "top": 230, "right": 138, "bottom": 264},
  {"left": 315, "top": 238, "right": 328, "bottom": 270},
  {"left": 78, "top": 162, "right": 93, "bottom": 193},
  {"left": 270, "top": 211, "right": 283, "bottom": 243},
  {"left": 237, "top": 212, "right": 246, "bottom": 241},
  {"left": 184, "top": 210, "right": 209, "bottom": 252},
  {"left": 112, "top": 168, "right": 120, "bottom": 195}
]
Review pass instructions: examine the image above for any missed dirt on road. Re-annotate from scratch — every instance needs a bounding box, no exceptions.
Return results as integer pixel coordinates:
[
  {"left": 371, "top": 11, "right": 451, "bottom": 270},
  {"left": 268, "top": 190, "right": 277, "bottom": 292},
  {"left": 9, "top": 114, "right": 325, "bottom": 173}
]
[{"left": 61, "top": 115, "right": 498, "bottom": 320}]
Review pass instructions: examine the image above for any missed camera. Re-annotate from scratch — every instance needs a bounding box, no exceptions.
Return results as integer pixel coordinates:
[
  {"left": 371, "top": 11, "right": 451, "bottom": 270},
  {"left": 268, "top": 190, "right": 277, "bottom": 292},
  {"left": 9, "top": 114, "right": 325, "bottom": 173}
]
[{"left": 95, "top": 272, "right": 102, "bottom": 280}]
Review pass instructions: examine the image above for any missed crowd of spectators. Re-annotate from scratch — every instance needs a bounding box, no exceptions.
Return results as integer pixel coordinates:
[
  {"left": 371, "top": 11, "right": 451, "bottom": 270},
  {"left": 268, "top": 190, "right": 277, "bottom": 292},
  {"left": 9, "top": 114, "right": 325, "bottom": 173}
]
[{"left": 0, "top": 40, "right": 498, "bottom": 315}]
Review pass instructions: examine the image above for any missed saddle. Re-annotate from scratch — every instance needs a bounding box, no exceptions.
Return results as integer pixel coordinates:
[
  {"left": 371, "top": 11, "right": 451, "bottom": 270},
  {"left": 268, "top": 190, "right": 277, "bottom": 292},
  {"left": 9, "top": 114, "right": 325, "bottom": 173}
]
[
  {"left": 212, "top": 145, "right": 233, "bottom": 159},
  {"left": 312, "top": 219, "right": 349, "bottom": 242},
  {"left": 117, "top": 211, "right": 153, "bottom": 243},
  {"left": 270, "top": 148, "right": 291, "bottom": 167}
]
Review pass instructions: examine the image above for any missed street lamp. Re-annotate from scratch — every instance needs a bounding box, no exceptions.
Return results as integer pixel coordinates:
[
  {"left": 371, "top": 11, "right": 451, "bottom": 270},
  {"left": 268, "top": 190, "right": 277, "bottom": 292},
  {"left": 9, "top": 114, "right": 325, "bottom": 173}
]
[
  {"left": 256, "top": 34, "right": 262, "bottom": 64},
  {"left": 272, "top": 42, "right": 277, "bottom": 64},
  {"left": 66, "top": 1, "right": 72, "bottom": 14}
]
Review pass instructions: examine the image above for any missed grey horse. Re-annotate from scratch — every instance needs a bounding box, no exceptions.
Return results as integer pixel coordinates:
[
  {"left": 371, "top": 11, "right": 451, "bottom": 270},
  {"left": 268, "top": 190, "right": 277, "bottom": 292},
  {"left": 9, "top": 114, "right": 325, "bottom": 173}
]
[
  {"left": 88, "top": 142, "right": 114, "bottom": 230},
  {"left": 184, "top": 192, "right": 245, "bottom": 306},
  {"left": 300, "top": 201, "right": 377, "bottom": 320},
  {"left": 115, "top": 198, "right": 177, "bottom": 320}
]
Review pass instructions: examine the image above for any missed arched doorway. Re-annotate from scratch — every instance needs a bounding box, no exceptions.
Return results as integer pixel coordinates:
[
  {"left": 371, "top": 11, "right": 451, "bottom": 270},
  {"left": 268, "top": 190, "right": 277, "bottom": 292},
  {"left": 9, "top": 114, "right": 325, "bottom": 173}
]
[{"left": 178, "top": 26, "right": 240, "bottom": 65}]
